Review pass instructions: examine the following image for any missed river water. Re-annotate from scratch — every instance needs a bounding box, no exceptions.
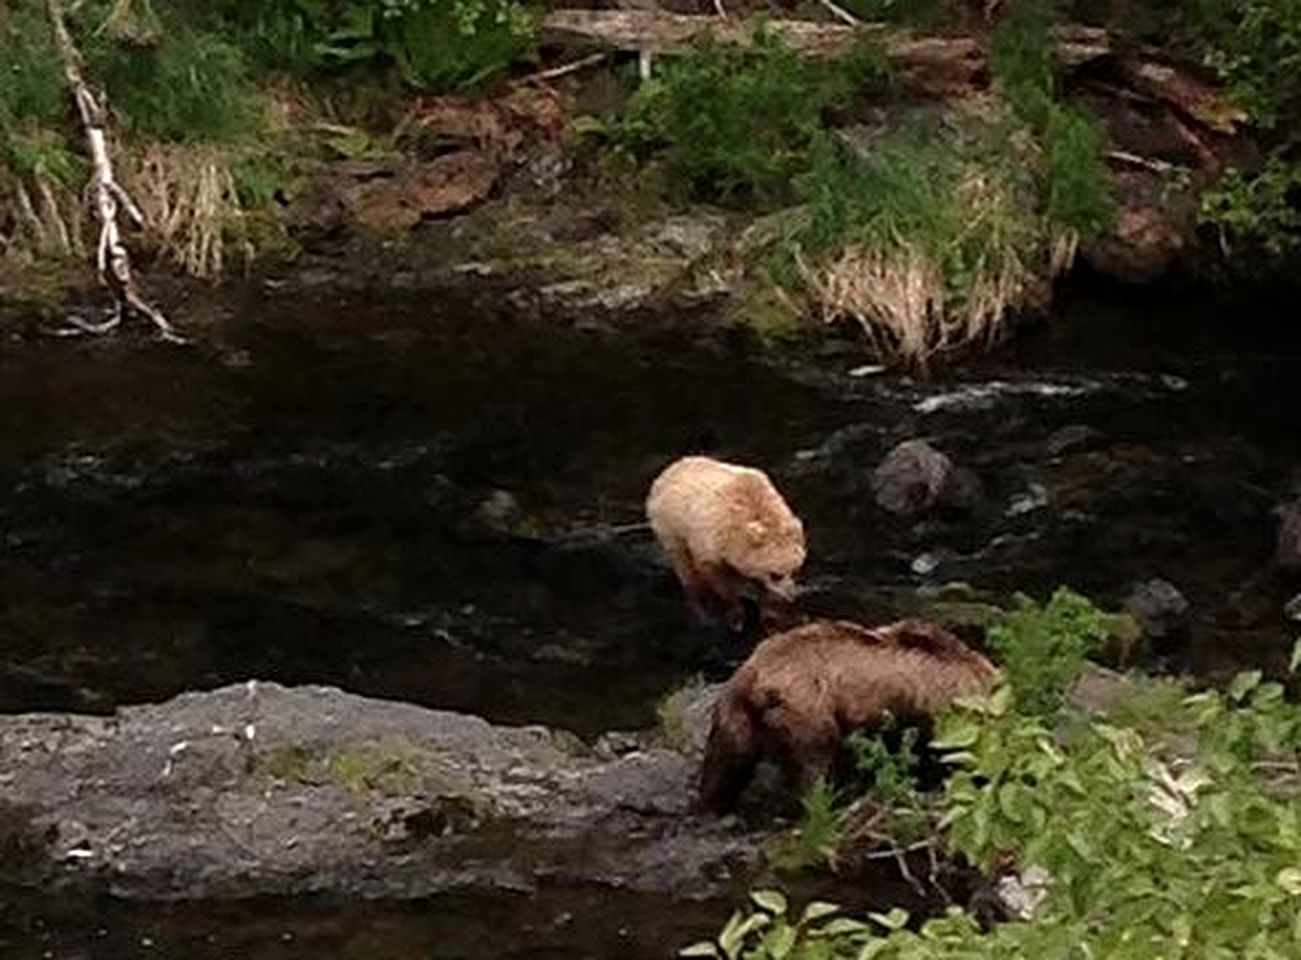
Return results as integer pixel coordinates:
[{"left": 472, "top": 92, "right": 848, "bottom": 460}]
[{"left": 2, "top": 276, "right": 1298, "bottom": 957}]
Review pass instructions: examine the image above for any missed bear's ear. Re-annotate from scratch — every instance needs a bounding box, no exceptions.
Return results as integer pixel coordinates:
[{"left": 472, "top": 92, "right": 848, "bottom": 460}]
[{"left": 745, "top": 520, "right": 767, "bottom": 542}]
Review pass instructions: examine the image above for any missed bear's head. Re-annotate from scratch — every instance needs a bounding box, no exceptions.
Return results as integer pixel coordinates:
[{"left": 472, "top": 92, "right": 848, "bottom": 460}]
[{"left": 733, "top": 517, "right": 806, "bottom": 601}]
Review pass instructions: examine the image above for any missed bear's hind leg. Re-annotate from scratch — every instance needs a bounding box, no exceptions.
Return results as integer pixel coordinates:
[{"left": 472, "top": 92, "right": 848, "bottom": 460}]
[
  {"left": 764, "top": 702, "right": 840, "bottom": 800},
  {"left": 698, "top": 696, "right": 761, "bottom": 813}
]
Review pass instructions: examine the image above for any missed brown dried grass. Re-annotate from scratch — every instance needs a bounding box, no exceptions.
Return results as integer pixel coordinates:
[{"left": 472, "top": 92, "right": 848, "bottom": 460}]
[
  {"left": 126, "top": 143, "right": 250, "bottom": 279},
  {"left": 799, "top": 164, "right": 1060, "bottom": 371}
]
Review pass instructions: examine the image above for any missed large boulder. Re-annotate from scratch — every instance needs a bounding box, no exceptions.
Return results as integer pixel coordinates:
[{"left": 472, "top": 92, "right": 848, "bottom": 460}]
[{"left": 0, "top": 681, "right": 754, "bottom": 901}]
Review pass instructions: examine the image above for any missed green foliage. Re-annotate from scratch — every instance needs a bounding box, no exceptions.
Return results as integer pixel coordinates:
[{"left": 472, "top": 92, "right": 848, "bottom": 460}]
[
  {"left": 0, "top": 0, "right": 81, "bottom": 178},
  {"left": 1182, "top": 0, "right": 1301, "bottom": 127},
  {"left": 1199, "top": 157, "right": 1301, "bottom": 258},
  {"left": 991, "top": 0, "right": 1058, "bottom": 129},
  {"left": 1040, "top": 104, "right": 1110, "bottom": 235},
  {"left": 792, "top": 124, "right": 1038, "bottom": 301},
  {"left": 0, "top": 2, "right": 68, "bottom": 130},
  {"left": 771, "top": 778, "right": 846, "bottom": 872},
  {"left": 2, "top": 128, "right": 82, "bottom": 185},
  {"left": 612, "top": 29, "right": 890, "bottom": 202},
  {"left": 985, "top": 587, "right": 1110, "bottom": 717},
  {"left": 82, "top": 18, "right": 261, "bottom": 143},
  {"left": 207, "top": 0, "right": 531, "bottom": 92},
  {"left": 2, "top": 0, "right": 532, "bottom": 160},
  {"left": 992, "top": 0, "right": 1111, "bottom": 237},
  {"left": 846, "top": 724, "right": 921, "bottom": 806},
  {"left": 687, "top": 604, "right": 1301, "bottom": 958}
]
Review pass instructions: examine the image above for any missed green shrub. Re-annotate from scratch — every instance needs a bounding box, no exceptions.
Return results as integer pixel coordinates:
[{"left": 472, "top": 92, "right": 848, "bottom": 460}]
[
  {"left": 1199, "top": 157, "right": 1301, "bottom": 258},
  {"left": 0, "top": 0, "right": 82, "bottom": 179},
  {"left": 846, "top": 724, "right": 921, "bottom": 806},
  {"left": 769, "top": 778, "right": 846, "bottom": 872},
  {"left": 84, "top": 23, "right": 261, "bottom": 143},
  {"left": 993, "top": 0, "right": 1111, "bottom": 236},
  {"left": 0, "top": 1, "right": 68, "bottom": 131},
  {"left": 613, "top": 28, "right": 889, "bottom": 203},
  {"left": 205, "top": 0, "right": 531, "bottom": 92},
  {"left": 1183, "top": 0, "right": 1301, "bottom": 128},
  {"left": 985, "top": 587, "right": 1110, "bottom": 717}
]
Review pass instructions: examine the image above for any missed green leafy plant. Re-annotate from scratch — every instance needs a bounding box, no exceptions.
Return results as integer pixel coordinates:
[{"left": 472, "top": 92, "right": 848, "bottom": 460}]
[
  {"left": 1183, "top": 0, "right": 1301, "bottom": 128},
  {"left": 846, "top": 723, "right": 921, "bottom": 806},
  {"left": 1199, "top": 157, "right": 1301, "bottom": 258},
  {"left": 85, "top": 22, "right": 261, "bottom": 143},
  {"left": 205, "top": 0, "right": 530, "bottom": 92},
  {"left": 676, "top": 889, "right": 858, "bottom": 957},
  {"left": 774, "top": 778, "right": 846, "bottom": 871},
  {"left": 0, "top": 1, "right": 68, "bottom": 131},
  {"left": 985, "top": 587, "right": 1110, "bottom": 717}
]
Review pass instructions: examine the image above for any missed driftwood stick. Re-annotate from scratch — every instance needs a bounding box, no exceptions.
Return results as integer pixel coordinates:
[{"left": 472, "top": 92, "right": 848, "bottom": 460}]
[{"left": 44, "top": 0, "right": 182, "bottom": 341}]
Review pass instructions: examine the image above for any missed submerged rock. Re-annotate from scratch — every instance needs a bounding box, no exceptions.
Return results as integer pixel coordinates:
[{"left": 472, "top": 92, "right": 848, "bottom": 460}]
[
  {"left": 872, "top": 439, "right": 981, "bottom": 517},
  {"left": 0, "top": 682, "right": 755, "bottom": 901},
  {"left": 1123, "top": 579, "right": 1190, "bottom": 640}
]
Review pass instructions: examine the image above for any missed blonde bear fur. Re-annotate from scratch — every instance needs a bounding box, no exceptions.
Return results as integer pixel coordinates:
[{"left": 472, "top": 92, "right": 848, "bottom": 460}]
[
  {"left": 698, "top": 618, "right": 1001, "bottom": 812},
  {"left": 646, "top": 455, "right": 806, "bottom": 629}
]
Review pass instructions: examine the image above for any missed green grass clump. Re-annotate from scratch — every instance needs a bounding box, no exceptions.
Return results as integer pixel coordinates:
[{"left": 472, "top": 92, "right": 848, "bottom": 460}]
[
  {"left": 787, "top": 125, "right": 1041, "bottom": 366},
  {"left": 0, "top": 0, "right": 79, "bottom": 178},
  {"left": 993, "top": 0, "right": 1111, "bottom": 238},
  {"left": 84, "top": 23, "right": 261, "bottom": 144}
]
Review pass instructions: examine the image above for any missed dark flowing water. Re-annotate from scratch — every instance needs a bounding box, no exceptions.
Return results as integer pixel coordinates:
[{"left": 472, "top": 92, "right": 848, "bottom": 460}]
[{"left": 1, "top": 277, "right": 1299, "bottom": 956}]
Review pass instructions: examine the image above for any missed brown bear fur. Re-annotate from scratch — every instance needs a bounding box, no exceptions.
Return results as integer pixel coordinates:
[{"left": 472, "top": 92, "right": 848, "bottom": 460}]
[
  {"left": 698, "top": 618, "right": 1001, "bottom": 813},
  {"left": 646, "top": 455, "right": 806, "bottom": 631}
]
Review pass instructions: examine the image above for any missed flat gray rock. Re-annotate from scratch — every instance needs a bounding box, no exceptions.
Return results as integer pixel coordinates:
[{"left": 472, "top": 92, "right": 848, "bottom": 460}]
[{"left": 0, "top": 681, "right": 755, "bottom": 901}]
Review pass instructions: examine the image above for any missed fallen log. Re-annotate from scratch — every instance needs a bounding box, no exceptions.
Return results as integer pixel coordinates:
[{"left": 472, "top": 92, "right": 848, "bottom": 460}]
[
  {"left": 537, "top": 10, "right": 1116, "bottom": 63},
  {"left": 538, "top": 11, "right": 1244, "bottom": 147}
]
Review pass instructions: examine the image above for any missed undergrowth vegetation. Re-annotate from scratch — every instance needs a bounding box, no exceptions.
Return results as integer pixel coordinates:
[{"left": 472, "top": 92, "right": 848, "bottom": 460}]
[
  {"left": 0, "top": 0, "right": 533, "bottom": 275},
  {"left": 789, "top": 124, "right": 1044, "bottom": 365},
  {"left": 611, "top": 30, "right": 891, "bottom": 203},
  {"left": 1199, "top": 158, "right": 1301, "bottom": 261},
  {"left": 1083, "top": 0, "right": 1301, "bottom": 260},
  {"left": 610, "top": 10, "right": 1111, "bottom": 368},
  {"left": 991, "top": 0, "right": 1111, "bottom": 239},
  {"left": 1179, "top": 0, "right": 1301, "bottom": 130},
  {"left": 682, "top": 591, "right": 1301, "bottom": 959}
]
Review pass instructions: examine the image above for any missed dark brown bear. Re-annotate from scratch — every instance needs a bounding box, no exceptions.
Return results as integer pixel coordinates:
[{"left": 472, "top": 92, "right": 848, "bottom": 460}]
[{"left": 698, "top": 618, "right": 1001, "bottom": 813}]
